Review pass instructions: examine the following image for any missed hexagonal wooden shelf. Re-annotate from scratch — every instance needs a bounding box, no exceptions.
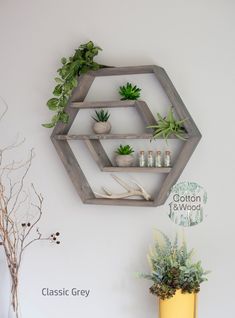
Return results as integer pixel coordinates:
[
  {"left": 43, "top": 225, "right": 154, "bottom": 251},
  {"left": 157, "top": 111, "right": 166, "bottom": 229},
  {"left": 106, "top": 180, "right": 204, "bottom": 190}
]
[{"left": 50, "top": 65, "right": 201, "bottom": 207}]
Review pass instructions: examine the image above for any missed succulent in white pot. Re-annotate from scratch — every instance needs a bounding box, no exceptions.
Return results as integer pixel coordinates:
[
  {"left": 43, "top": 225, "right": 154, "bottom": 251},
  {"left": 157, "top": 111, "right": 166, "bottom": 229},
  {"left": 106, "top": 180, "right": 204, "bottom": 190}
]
[
  {"left": 92, "top": 109, "right": 111, "bottom": 134},
  {"left": 115, "top": 144, "right": 135, "bottom": 167}
]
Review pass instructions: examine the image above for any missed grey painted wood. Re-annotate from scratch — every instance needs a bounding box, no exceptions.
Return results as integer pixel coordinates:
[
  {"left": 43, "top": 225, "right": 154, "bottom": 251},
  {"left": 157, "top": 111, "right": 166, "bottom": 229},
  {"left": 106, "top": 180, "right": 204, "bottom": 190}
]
[
  {"left": 71, "top": 100, "right": 136, "bottom": 108},
  {"left": 55, "top": 133, "right": 153, "bottom": 140},
  {"left": 155, "top": 136, "right": 201, "bottom": 206},
  {"left": 51, "top": 74, "right": 95, "bottom": 137},
  {"left": 102, "top": 167, "right": 171, "bottom": 173},
  {"left": 135, "top": 100, "right": 157, "bottom": 126},
  {"left": 50, "top": 137, "right": 95, "bottom": 202},
  {"left": 153, "top": 66, "right": 201, "bottom": 138},
  {"left": 86, "top": 65, "right": 157, "bottom": 77},
  {"left": 85, "top": 198, "right": 155, "bottom": 207},
  {"left": 84, "top": 139, "right": 112, "bottom": 169},
  {"left": 55, "top": 133, "right": 182, "bottom": 140}
]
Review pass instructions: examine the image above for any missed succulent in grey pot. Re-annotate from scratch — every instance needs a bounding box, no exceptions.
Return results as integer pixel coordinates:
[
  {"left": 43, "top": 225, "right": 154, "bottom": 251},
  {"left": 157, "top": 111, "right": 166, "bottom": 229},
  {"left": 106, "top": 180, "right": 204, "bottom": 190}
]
[
  {"left": 115, "top": 144, "right": 135, "bottom": 167},
  {"left": 92, "top": 109, "right": 111, "bottom": 134}
]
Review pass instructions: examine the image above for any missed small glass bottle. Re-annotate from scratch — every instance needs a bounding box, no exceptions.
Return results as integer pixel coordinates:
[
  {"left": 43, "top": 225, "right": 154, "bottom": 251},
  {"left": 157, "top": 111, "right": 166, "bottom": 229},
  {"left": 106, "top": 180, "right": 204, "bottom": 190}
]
[
  {"left": 147, "top": 151, "right": 154, "bottom": 167},
  {"left": 155, "top": 150, "right": 162, "bottom": 167},
  {"left": 139, "top": 151, "right": 145, "bottom": 167},
  {"left": 164, "top": 150, "right": 171, "bottom": 167}
]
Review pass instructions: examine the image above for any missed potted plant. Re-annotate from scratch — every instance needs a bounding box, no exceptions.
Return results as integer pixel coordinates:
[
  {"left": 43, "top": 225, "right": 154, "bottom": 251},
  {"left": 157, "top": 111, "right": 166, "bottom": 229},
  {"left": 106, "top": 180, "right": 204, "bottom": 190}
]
[
  {"left": 119, "top": 82, "right": 141, "bottom": 100},
  {"left": 92, "top": 109, "right": 111, "bottom": 134},
  {"left": 140, "top": 231, "right": 209, "bottom": 318},
  {"left": 147, "top": 107, "right": 187, "bottom": 143},
  {"left": 115, "top": 144, "right": 135, "bottom": 167}
]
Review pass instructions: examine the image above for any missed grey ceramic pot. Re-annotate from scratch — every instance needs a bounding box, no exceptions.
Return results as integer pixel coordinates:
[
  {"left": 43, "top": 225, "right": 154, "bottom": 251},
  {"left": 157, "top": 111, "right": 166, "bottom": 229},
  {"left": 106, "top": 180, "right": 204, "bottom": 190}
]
[
  {"left": 115, "top": 155, "right": 135, "bottom": 167},
  {"left": 92, "top": 121, "right": 111, "bottom": 134}
]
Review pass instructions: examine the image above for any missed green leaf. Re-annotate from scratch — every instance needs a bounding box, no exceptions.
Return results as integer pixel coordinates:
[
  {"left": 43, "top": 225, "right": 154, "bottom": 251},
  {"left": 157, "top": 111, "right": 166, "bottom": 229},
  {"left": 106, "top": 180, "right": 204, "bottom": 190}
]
[
  {"left": 167, "top": 108, "right": 174, "bottom": 122},
  {"left": 53, "top": 84, "right": 62, "bottom": 96},
  {"left": 86, "top": 41, "right": 94, "bottom": 50},
  {"left": 80, "top": 66, "right": 89, "bottom": 74},
  {"left": 115, "top": 144, "right": 134, "bottom": 155},
  {"left": 59, "top": 112, "right": 69, "bottom": 123},
  {"left": 91, "top": 62, "right": 100, "bottom": 70},
  {"left": 119, "top": 82, "right": 141, "bottom": 100},
  {"left": 61, "top": 57, "right": 67, "bottom": 64},
  {"left": 42, "top": 122, "right": 55, "bottom": 128},
  {"left": 71, "top": 77, "right": 78, "bottom": 88},
  {"left": 157, "top": 113, "right": 164, "bottom": 121},
  {"left": 92, "top": 109, "right": 110, "bottom": 122},
  {"left": 63, "top": 82, "right": 73, "bottom": 92},
  {"left": 58, "top": 96, "right": 68, "bottom": 108},
  {"left": 55, "top": 77, "right": 63, "bottom": 84},
  {"left": 47, "top": 98, "right": 59, "bottom": 110},
  {"left": 92, "top": 48, "right": 99, "bottom": 55}
]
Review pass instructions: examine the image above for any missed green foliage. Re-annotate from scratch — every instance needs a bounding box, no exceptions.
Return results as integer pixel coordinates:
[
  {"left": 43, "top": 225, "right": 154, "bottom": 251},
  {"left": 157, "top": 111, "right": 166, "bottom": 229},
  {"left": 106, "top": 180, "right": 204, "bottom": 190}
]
[
  {"left": 140, "top": 231, "right": 209, "bottom": 300},
  {"left": 115, "top": 144, "right": 134, "bottom": 155},
  {"left": 147, "top": 108, "right": 187, "bottom": 142},
  {"left": 43, "top": 41, "right": 102, "bottom": 128},
  {"left": 119, "top": 82, "right": 141, "bottom": 100},
  {"left": 92, "top": 109, "right": 110, "bottom": 122}
]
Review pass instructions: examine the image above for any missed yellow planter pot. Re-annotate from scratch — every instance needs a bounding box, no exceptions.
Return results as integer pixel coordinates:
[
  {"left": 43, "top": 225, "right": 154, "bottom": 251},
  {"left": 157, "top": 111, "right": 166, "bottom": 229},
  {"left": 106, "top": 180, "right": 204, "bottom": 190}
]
[{"left": 159, "top": 290, "right": 197, "bottom": 318}]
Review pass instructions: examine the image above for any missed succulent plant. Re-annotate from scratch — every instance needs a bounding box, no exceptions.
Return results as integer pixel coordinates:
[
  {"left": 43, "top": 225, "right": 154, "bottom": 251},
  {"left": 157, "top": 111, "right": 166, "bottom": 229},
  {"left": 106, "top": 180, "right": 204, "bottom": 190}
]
[
  {"left": 115, "top": 144, "right": 134, "bottom": 155},
  {"left": 92, "top": 109, "right": 110, "bottom": 122},
  {"left": 147, "top": 107, "right": 187, "bottom": 142},
  {"left": 119, "top": 82, "right": 141, "bottom": 100},
  {"left": 140, "top": 231, "right": 209, "bottom": 300}
]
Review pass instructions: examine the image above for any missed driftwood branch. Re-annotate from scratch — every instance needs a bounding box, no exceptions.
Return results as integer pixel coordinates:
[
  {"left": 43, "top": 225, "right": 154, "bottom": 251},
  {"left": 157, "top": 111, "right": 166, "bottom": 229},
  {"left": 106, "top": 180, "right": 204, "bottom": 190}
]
[{"left": 95, "top": 174, "right": 151, "bottom": 200}]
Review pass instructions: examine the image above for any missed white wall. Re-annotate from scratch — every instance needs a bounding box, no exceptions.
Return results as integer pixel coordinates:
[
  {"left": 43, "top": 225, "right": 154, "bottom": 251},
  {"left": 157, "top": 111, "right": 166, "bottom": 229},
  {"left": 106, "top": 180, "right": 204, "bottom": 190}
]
[{"left": 0, "top": 0, "right": 235, "bottom": 317}]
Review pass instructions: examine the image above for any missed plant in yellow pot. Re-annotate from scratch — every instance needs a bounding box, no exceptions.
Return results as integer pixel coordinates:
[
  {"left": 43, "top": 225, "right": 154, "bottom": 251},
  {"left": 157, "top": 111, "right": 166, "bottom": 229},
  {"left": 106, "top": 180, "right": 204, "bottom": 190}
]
[{"left": 140, "top": 231, "right": 209, "bottom": 318}]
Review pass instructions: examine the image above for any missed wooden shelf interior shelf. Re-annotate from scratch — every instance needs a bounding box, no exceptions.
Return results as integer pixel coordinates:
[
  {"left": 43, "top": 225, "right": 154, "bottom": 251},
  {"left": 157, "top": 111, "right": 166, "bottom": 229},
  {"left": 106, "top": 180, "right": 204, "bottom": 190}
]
[
  {"left": 71, "top": 100, "right": 137, "bottom": 109},
  {"left": 55, "top": 133, "right": 186, "bottom": 140},
  {"left": 55, "top": 133, "right": 153, "bottom": 140},
  {"left": 84, "top": 197, "right": 155, "bottom": 207},
  {"left": 101, "top": 166, "right": 171, "bottom": 173}
]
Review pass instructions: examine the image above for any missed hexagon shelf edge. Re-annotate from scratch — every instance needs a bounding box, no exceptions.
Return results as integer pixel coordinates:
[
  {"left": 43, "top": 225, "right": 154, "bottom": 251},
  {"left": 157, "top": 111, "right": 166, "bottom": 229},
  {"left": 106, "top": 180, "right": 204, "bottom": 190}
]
[{"left": 50, "top": 65, "right": 202, "bottom": 207}]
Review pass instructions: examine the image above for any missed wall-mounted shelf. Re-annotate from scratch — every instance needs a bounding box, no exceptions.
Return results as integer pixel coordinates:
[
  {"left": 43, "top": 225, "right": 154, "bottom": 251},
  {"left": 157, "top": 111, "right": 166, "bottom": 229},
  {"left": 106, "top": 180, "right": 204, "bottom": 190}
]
[{"left": 50, "top": 65, "right": 202, "bottom": 207}]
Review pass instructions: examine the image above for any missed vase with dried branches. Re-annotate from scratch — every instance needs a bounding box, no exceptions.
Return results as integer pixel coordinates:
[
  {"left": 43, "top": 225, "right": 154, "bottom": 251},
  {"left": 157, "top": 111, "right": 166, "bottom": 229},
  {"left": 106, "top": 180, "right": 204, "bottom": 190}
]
[{"left": 0, "top": 100, "right": 60, "bottom": 318}]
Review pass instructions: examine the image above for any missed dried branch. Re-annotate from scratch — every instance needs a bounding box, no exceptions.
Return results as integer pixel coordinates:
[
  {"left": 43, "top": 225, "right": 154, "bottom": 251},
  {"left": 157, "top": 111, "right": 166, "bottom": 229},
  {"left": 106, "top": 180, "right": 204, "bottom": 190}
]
[
  {"left": 0, "top": 95, "right": 8, "bottom": 122},
  {"left": 0, "top": 101, "right": 60, "bottom": 318}
]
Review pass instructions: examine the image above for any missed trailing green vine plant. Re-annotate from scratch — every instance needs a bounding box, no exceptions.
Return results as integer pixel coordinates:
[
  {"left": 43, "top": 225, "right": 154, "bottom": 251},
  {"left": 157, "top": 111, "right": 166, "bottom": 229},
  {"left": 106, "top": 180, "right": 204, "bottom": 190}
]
[{"left": 43, "top": 41, "right": 102, "bottom": 128}]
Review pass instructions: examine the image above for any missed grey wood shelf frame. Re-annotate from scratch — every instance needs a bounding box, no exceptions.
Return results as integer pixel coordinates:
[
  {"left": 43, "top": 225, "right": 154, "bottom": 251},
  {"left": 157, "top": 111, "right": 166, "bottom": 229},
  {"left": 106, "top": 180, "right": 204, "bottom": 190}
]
[
  {"left": 50, "top": 65, "right": 201, "bottom": 207},
  {"left": 102, "top": 167, "right": 171, "bottom": 173},
  {"left": 55, "top": 133, "right": 154, "bottom": 140},
  {"left": 55, "top": 133, "right": 184, "bottom": 140}
]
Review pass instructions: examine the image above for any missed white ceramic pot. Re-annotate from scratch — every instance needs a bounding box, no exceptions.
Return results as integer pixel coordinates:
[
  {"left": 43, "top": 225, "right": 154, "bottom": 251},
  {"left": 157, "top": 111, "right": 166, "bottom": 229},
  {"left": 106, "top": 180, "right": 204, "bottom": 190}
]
[
  {"left": 115, "top": 155, "right": 135, "bottom": 167},
  {"left": 92, "top": 121, "right": 111, "bottom": 134}
]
